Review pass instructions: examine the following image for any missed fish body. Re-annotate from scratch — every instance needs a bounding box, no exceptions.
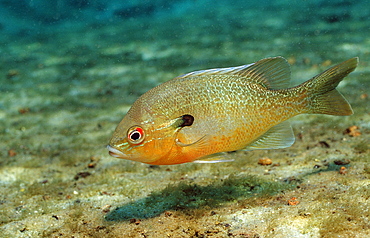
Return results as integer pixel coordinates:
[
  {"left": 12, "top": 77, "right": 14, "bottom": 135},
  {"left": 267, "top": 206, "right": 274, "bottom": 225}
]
[{"left": 107, "top": 57, "right": 358, "bottom": 165}]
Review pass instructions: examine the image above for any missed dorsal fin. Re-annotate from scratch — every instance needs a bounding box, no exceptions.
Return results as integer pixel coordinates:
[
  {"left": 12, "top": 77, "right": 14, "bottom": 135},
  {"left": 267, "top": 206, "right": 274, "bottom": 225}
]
[{"left": 175, "top": 57, "right": 291, "bottom": 89}]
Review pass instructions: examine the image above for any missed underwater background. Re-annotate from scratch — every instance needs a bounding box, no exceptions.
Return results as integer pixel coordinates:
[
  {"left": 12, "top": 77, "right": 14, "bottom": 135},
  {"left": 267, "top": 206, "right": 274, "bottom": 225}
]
[{"left": 0, "top": 0, "right": 369, "bottom": 237}]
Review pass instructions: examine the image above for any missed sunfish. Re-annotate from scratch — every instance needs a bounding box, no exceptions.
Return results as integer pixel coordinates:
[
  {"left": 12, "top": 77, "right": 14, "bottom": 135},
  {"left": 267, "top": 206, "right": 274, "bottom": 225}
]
[{"left": 107, "top": 57, "right": 358, "bottom": 165}]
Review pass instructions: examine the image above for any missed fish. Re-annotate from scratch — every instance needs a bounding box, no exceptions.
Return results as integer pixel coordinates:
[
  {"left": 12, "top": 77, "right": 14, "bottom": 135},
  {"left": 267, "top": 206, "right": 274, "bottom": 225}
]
[{"left": 107, "top": 56, "right": 358, "bottom": 165}]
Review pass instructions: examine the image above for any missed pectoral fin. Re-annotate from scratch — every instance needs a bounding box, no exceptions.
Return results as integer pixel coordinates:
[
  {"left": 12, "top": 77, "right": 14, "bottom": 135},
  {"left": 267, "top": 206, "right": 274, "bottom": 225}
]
[
  {"left": 175, "top": 135, "right": 208, "bottom": 147},
  {"left": 175, "top": 136, "right": 234, "bottom": 163},
  {"left": 244, "top": 121, "right": 295, "bottom": 150}
]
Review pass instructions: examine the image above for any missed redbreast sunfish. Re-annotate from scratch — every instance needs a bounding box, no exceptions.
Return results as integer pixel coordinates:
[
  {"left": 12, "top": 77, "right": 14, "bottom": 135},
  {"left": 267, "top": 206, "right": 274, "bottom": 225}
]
[{"left": 107, "top": 57, "right": 358, "bottom": 165}]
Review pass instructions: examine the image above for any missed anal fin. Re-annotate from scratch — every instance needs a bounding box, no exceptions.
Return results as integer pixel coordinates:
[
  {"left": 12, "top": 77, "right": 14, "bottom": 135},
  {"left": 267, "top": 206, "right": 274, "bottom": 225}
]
[
  {"left": 176, "top": 135, "right": 207, "bottom": 147},
  {"left": 244, "top": 121, "right": 295, "bottom": 150}
]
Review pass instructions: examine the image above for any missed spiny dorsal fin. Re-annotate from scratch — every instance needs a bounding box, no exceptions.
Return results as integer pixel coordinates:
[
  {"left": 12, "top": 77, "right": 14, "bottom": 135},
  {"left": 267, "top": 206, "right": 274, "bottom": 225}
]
[{"left": 175, "top": 57, "right": 291, "bottom": 89}]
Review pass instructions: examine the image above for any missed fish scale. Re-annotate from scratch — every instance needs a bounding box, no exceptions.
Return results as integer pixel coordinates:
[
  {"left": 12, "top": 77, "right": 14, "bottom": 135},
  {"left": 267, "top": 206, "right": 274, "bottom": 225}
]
[{"left": 108, "top": 56, "right": 358, "bottom": 165}]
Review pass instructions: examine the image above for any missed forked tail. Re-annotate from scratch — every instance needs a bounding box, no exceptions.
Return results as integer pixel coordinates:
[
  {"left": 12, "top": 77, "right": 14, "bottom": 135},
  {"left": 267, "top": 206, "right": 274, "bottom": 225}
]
[{"left": 301, "top": 57, "right": 358, "bottom": 116}]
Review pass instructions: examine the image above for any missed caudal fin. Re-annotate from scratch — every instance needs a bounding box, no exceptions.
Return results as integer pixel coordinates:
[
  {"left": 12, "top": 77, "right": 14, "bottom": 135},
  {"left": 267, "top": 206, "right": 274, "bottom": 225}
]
[{"left": 302, "top": 57, "right": 358, "bottom": 116}]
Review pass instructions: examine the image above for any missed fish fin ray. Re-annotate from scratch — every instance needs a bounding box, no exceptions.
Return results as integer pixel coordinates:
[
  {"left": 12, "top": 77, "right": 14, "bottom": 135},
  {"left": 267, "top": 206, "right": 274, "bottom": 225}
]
[
  {"left": 175, "top": 64, "right": 254, "bottom": 79},
  {"left": 244, "top": 121, "right": 295, "bottom": 150},
  {"left": 176, "top": 135, "right": 232, "bottom": 163},
  {"left": 193, "top": 153, "right": 234, "bottom": 163},
  {"left": 175, "top": 135, "right": 208, "bottom": 147},
  {"left": 302, "top": 57, "right": 358, "bottom": 116},
  {"left": 238, "top": 57, "right": 291, "bottom": 89},
  {"left": 175, "top": 57, "right": 291, "bottom": 89}
]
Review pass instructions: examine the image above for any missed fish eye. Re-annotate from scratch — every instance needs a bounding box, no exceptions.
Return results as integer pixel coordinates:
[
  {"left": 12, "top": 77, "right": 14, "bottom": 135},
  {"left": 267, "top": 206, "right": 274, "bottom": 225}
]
[{"left": 127, "top": 126, "right": 145, "bottom": 144}]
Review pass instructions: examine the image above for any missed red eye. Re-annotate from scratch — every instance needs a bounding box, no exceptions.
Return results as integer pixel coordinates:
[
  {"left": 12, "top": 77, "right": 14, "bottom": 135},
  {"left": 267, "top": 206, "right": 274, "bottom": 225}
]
[{"left": 127, "top": 126, "right": 145, "bottom": 144}]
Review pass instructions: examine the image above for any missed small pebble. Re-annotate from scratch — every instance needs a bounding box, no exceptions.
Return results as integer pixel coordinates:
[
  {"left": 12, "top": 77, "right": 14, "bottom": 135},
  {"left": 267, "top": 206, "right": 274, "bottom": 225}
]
[
  {"left": 339, "top": 166, "right": 347, "bottom": 175},
  {"left": 8, "top": 149, "right": 17, "bottom": 157},
  {"left": 318, "top": 141, "right": 330, "bottom": 148},
  {"left": 18, "top": 108, "right": 30, "bottom": 114},
  {"left": 344, "top": 126, "right": 361, "bottom": 137},
  {"left": 334, "top": 159, "right": 350, "bottom": 165},
  {"left": 7, "top": 69, "right": 19, "bottom": 79},
  {"left": 360, "top": 93, "right": 368, "bottom": 100},
  {"left": 164, "top": 211, "right": 173, "bottom": 217},
  {"left": 101, "top": 204, "right": 111, "bottom": 213},
  {"left": 130, "top": 218, "right": 141, "bottom": 225},
  {"left": 258, "top": 157, "right": 272, "bottom": 166},
  {"left": 288, "top": 197, "right": 300, "bottom": 206},
  {"left": 74, "top": 172, "right": 91, "bottom": 180}
]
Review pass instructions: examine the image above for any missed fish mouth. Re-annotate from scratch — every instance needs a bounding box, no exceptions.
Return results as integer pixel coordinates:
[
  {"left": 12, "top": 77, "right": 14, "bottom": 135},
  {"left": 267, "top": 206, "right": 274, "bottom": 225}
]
[{"left": 106, "top": 145, "right": 127, "bottom": 158}]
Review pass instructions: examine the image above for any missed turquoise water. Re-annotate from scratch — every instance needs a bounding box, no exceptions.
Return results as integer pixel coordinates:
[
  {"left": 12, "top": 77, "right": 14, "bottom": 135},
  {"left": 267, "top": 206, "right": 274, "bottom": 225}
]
[
  {"left": 0, "top": 1, "right": 369, "bottom": 237},
  {"left": 1, "top": 0, "right": 368, "bottom": 114}
]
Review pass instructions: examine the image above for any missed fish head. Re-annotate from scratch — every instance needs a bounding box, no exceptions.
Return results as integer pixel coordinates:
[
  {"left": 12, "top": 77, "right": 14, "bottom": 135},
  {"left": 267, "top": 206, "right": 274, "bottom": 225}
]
[{"left": 107, "top": 105, "right": 183, "bottom": 164}]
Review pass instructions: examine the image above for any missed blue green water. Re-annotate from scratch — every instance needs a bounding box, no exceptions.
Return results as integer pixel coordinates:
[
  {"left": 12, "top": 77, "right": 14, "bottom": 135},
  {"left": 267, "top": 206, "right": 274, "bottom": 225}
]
[
  {"left": 1, "top": 0, "right": 368, "bottom": 107},
  {"left": 0, "top": 0, "right": 369, "bottom": 237}
]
